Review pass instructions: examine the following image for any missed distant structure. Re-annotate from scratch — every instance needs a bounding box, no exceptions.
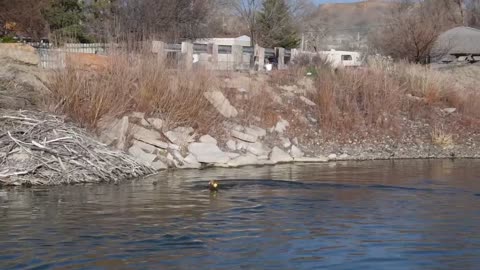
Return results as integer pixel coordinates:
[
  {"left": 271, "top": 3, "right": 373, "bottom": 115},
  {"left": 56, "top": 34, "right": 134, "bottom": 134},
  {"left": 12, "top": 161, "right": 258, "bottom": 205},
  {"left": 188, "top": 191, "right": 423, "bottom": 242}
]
[
  {"left": 433, "top": 26, "right": 480, "bottom": 63},
  {"left": 195, "top": 35, "right": 251, "bottom": 47},
  {"left": 292, "top": 49, "right": 363, "bottom": 69}
]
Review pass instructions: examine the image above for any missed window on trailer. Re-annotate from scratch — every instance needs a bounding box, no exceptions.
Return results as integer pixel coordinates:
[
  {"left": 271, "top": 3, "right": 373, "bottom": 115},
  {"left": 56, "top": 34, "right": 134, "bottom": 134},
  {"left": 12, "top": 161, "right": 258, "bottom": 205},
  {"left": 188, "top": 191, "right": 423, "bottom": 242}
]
[{"left": 341, "top": 55, "right": 353, "bottom": 61}]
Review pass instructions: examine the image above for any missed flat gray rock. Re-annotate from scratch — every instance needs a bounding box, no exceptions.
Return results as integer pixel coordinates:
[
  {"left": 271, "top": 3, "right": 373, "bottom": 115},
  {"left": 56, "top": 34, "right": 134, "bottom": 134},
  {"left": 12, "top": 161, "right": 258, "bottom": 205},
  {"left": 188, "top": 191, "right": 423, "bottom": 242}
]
[
  {"left": 226, "top": 140, "right": 237, "bottom": 151},
  {"left": 270, "top": 147, "right": 293, "bottom": 163},
  {"left": 164, "top": 126, "right": 195, "bottom": 146},
  {"left": 294, "top": 156, "right": 329, "bottom": 163},
  {"left": 204, "top": 90, "right": 238, "bottom": 118},
  {"left": 138, "top": 137, "right": 169, "bottom": 149},
  {"left": 231, "top": 130, "right": 257, "bottom": 143},
  {"left": 245, "top": 126, "right": 267, "bottom": 138},
  {"left": 188, "top": 143, "right": 230, "bottom": 164},
  {"left": 247, "top": 141, "right": 269, "bottom": 156},
  {"left": 131, "top": 124, "right": 162, "bottom": 141},
  {"left": 274, "top": 119, "right": 289, "bottom": 133},
  {"left": 199, "top": 134, "right": 217, "bottom": 144},
  {"left": 290, "top": 145, "right": 305, "bottom": 158},
  {"left": 147, "top": 118, "right": 164, "bottom": 130},
  {"left": 227, "top": 154, "right": 259, "bottom": 167},
  {"left": 132, "top": 140, "right": 157, "bottom": 153},
  {"left": 128, "top": 145, "right": 157, "bottom": 165}
]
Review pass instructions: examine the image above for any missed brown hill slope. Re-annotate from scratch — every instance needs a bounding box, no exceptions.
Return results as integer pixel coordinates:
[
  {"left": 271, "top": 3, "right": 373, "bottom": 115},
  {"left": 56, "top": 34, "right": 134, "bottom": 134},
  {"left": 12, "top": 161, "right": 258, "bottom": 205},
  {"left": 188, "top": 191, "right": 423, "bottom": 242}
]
[{"left": 312, "top": 0, "right": 392, "bottom": 34}]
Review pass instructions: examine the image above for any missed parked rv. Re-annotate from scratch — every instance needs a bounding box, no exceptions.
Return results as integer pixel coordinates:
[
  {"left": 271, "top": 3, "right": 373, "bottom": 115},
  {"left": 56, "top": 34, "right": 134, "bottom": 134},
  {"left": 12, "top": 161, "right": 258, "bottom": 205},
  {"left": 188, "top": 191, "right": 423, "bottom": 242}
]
[{"left": 319, "top": 49, "right": 362, "bottom": 68}]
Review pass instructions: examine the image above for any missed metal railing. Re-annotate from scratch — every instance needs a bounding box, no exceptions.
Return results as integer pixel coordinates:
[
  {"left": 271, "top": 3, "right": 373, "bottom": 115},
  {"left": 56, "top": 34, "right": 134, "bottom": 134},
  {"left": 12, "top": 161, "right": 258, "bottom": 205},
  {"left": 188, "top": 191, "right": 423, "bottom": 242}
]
[{"left": 35, "top": 42, "right": 292, "bottom": 70}]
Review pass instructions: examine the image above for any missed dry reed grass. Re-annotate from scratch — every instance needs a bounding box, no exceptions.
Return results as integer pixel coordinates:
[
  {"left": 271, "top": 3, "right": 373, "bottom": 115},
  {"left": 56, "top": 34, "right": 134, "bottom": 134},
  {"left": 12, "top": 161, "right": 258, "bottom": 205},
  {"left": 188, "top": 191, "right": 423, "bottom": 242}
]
[
  {"left": 431, "top": 125, "right": 454, "bottom": 149},
  {"left": 306, "top": 60, "right": 480, "bottom": 137},
  {"left": 47, "top": 51, "right": 223, "bottom": 132},
  {"left": 309, "top": 68, "right": 404, "bottom": 136}
]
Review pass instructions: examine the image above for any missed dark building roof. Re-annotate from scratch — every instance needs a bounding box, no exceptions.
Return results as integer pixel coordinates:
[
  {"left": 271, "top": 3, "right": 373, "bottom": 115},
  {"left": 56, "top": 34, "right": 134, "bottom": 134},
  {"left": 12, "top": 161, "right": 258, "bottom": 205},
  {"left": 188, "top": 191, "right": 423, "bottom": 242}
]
[{"left": 434, "top": 26, "right": 480, "bottom": 56}]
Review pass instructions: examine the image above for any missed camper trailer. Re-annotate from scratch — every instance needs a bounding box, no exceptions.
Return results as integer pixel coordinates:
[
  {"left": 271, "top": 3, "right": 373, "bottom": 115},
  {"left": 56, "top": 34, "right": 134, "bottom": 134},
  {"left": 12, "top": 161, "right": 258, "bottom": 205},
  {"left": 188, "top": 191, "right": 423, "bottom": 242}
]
[{"left": 319, "top": 49, "right": 362, "bottom": 68}]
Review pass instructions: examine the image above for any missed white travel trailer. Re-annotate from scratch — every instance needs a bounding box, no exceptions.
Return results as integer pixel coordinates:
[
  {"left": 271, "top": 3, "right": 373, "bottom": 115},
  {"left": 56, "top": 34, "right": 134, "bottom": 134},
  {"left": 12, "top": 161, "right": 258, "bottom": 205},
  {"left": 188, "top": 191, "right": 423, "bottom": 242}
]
[{"left": 318, "top": 49, "right": 362, "bottom": 68}]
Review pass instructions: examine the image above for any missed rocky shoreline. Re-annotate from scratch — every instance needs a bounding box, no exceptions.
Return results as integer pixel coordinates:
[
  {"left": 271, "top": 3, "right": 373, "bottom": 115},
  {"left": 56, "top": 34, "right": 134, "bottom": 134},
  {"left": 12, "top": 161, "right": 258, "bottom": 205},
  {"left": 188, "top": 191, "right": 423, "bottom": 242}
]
[
  {"left": 0, "top": 109, "right": 478, "bottom": 186},
  {"left": 97, "top": 111, "right": 480, "bottom": 175}
]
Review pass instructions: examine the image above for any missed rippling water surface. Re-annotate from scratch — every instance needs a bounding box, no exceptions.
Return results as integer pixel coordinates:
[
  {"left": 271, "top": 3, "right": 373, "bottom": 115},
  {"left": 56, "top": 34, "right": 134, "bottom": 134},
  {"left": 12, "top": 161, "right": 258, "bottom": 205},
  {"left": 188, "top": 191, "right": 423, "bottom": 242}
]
[{"left": 1, "top": 160, "right": 480, "bottom": 269}]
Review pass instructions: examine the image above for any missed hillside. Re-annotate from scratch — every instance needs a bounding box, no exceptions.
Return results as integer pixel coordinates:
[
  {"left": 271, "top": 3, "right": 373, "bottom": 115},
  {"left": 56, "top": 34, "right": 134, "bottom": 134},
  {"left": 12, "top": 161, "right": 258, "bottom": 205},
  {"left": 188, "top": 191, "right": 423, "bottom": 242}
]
[
  {"left": 303, "top": 0, "right": 393, "bottom": 50},
  {"left": 317, "top": 0, "right": 391, "bottom": 33}
]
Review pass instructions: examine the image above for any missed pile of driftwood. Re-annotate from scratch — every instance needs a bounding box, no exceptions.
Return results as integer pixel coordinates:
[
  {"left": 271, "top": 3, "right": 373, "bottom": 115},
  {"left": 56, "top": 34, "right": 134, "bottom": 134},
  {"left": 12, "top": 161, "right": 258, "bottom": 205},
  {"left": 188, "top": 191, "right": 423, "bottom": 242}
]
[{"left": 0, "top": 110, "right": 154, "bottom": 186}]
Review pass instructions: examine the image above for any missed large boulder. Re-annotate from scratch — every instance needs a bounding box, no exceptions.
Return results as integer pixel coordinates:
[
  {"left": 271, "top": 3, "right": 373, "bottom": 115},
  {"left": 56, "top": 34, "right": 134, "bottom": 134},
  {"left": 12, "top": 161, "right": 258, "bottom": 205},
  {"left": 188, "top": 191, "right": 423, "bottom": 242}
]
[
  {"left": 294, "top": 156, "right": 328, "bottom": 163},
  {"left": 245, "top": 126, "right": 267, "bottom": 138},
  {"left": 128, "top": 145, "right": 157, "bottom": 164},
  {"left": 132, "top": 140, "right": 157, "bottom": 153},
  {"left": 274, "top": 119, "right": 289, "bottom": 133},
  {"left": 139, "top": 137, "right": 169, "bottom": 149},
  {"left": 147, "top": 118, "right": 164, "bottom": 130},
  {"left": 188, "top": 142, "right": 230, "bottom": 164},
  {"left": 300, "top": 96, "right": 316, "bottom": 106},
  {"left": 199, "top": 134, "right": 217, "bottom": 144},
  {"left": 98, "top": 116, "right": 129, "bottom": 150},
  {"left": 246, "top": 142, "right": 269, "bottom": 156},
  {"left": 280, "top": 137, "right": 292, "bottom": 148},
  {"left": 164, "top": 126, "right": 195, "bottom": 146},
  {"left": 131, "top": 124, "right": 169, "bottom": 149},
  {"left": 270, "top": 147, "right": 293, "bottom": 163},
  {"left": 226, "top": 140, "right": 237, "bottom": 151},
  {"left": 204, "top": 90, "right": 238, "bottom": 118},
  {"left": 0, "top": 44, "right": 39, "bottom": 65},
  {"left": 128, "top": 144, "right": 167, "bottom": 171},
  {"left": 0, "top": 45, "right": 49, "bottom": 110},
  {"left": 131, "top": 124, "right": 162, "bottom": 141},
  {"left": 151, "top": 160, "right": 168, "bottom": 170},
  {"left": 290, "top": 145, "right": 305, "bottom": 158},
  {"left": 227, "top": 154, "right": 259, "bottom": 167},
  {"left": 231, "top": 130, "right": 257, "bottom": 143},
  {"left": 183, "top": 154, "right": 202, "bottom": 169}
]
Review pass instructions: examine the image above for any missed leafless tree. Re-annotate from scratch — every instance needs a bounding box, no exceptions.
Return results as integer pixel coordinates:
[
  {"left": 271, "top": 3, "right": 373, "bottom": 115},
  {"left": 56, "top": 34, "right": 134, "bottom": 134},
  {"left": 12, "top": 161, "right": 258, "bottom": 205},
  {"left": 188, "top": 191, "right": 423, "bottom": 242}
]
[
  {"left": 0, "top": 0, "right": 48, "bottom": 40},
  {"left": 466, "top": 0, "right": 480, "bottom": 27},
  {"left": 115, "top": 0, "right": 215, "bottom": 42},
  {"left": 299, "top": 1, "right": 330, "bottom": 51},
  {"left": 230, "top": 0, "right": 261, "bottom": 46},
  {"left": 370, "top": 0, "right": 458, "bottom": 63}
]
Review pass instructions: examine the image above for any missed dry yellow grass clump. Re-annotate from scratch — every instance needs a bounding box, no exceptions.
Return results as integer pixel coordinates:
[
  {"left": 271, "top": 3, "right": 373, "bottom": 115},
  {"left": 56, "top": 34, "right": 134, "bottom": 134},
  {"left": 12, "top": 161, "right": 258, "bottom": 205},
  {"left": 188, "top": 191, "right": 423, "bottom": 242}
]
[{"left": 47, "top": 52, "right": 222, "bottom": 131}]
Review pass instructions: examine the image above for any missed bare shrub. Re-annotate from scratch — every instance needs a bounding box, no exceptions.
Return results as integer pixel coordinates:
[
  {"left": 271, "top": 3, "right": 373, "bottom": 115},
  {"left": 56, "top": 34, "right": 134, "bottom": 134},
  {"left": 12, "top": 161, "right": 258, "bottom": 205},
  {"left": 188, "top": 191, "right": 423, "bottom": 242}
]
[
  {"left": 370, "top": 0, "right": 457, "bottom": 63},
  {"left": 270, "top": 68, "right": 304, "bottom": 86},
  {"left": 304, "top": 57, "right": 480, "bottom": 140},
  {"left": 224, "top": 76, "right": 279, "bottom": 128},
  {"left": 431, "top": 125, "right": 454, "bottom": 149},
  {"left": 310, "top": 68, "right": 404, "bottom": 136},
  {"left": 47, "top": 52, "right": 222, "bottom": 131}
]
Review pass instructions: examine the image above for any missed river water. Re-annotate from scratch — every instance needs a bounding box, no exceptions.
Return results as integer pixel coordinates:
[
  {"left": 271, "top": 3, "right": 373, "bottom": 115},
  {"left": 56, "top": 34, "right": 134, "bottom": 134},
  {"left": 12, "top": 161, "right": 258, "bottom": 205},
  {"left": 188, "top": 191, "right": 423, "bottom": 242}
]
[{"left": 1, "top": 160, "right": 480, "bottom": 269}]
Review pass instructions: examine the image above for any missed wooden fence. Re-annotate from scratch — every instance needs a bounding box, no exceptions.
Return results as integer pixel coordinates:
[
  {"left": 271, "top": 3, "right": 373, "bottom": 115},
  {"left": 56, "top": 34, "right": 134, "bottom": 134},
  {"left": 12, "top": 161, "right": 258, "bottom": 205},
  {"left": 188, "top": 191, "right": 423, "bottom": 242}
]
[{"left": 32, "top": 41, "right": 293, "bottom": 71}]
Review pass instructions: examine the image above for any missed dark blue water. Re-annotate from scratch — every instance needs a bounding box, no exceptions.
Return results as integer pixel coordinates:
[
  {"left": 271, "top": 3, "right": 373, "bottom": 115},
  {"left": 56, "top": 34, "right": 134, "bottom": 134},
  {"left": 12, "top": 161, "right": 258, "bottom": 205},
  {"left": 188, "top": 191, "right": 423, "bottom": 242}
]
[{"left": 1, "top": 159, "right": 480, "bottom": 269}]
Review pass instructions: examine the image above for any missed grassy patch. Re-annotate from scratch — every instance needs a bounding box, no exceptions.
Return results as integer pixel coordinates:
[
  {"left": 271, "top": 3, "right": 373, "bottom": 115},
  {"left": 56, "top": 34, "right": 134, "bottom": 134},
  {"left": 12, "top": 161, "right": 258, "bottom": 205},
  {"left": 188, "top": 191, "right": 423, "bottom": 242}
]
[{"left": 47, "top": 52, "right": 222, "bottom": 131}]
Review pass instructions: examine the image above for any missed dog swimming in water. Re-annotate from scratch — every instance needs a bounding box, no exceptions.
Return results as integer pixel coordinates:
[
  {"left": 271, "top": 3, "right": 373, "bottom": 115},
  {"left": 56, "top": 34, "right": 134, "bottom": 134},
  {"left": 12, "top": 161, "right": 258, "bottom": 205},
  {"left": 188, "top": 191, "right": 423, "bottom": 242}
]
[{"left": 209, "top": 180, "right": 219, "bottom": 192}]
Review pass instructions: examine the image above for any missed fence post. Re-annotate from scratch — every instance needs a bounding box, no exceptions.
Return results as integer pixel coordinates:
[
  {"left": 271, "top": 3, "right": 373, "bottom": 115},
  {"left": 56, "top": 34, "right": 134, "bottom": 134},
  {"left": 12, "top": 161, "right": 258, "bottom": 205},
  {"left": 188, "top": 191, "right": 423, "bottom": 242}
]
[
  {"left": 181, "top": 41, "right": 193, "bottom": 70},
  {"left": 208, "top": 43, "right": 218, "bottom": 69},
  {"left": 276, "top": 47, "right": 285, "bottom": 69},
  {"left": 255, "top": 45, "right": 265, "bottom": 71},
  {"left": 232, "top": 45, "right": 243, "bottom": 71},
  {"left": 152, "top": 40, "right": 166, "bottom": 61},
  {"left": 290, "top": 48, "right": 298, "bottom": 62}
]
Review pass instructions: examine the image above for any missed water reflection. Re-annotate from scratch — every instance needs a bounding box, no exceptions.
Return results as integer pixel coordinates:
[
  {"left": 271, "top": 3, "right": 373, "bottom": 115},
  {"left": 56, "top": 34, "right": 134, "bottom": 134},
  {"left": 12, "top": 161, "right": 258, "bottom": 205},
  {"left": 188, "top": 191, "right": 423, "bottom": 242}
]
[{"left": 1, "top": 159, "right": 480, "bottom": 269}]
